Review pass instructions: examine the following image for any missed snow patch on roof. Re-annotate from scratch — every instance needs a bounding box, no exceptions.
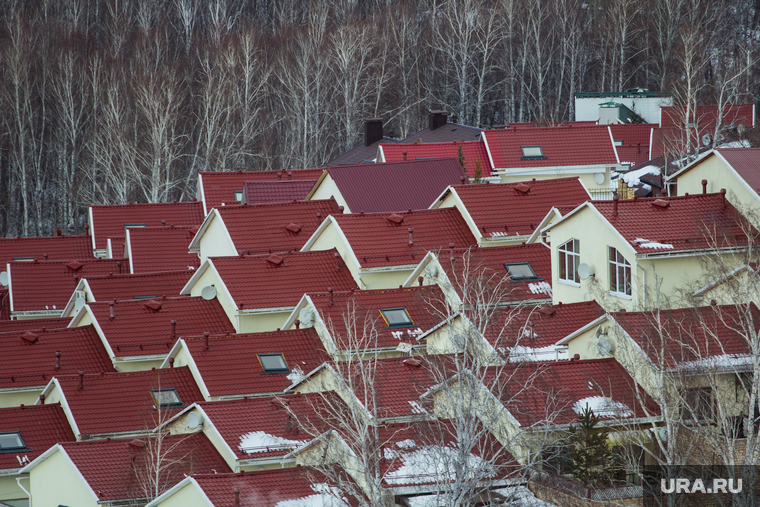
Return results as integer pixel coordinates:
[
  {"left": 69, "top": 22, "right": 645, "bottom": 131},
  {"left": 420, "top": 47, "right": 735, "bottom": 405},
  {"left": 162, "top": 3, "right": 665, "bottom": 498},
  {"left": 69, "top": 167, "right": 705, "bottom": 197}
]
[
  {"left": 384, "top": 446, "right": 495, "bottom": 485},
  {"left": 573, "top": 396, "right": 633, "bottom": 418},
  {"left": 678, "top": 354, "right": 753, "bottom": 371},
  {"left": 633, "top": 238, "right": 674, "bottom": 250},
  {"left": 528, "top": 281, "right": 552, "bottom": 296},
  {"left": 622, "top": 166, "right": 659, "bottom": 187},
  {"left": 274, "top": 483, "right": 349, "bottom": 507},
  {"left": 238, "top": 431, "right": 306, "bottom": 454},
  {"left": 719, "top": 140, "right": 751, "bottom": 148},
  {"left": 287, "top": 366, "right": 307, "bottom": 384},
  {"left": 509, "top": 345, "right": 568, "bottom": 362},
  {"left": 409, "top": 400, "right": 427, "bottom": 415}
]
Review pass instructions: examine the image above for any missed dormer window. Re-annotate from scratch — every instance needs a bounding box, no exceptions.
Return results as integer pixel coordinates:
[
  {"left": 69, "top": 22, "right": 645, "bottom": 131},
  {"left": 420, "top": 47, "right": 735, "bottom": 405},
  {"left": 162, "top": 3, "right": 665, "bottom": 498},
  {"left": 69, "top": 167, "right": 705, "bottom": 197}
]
[
  {"left": 124, "top": 223, "right": 147, "bottom": 235},
  {"left": 504, "top": 262, "right": 541, "bottom": 281},
  {"left": 150, "top": 388, "right": 182, "bottom": 408},
  {"left": 0, "top": 432, "right": 26, "bottom": 452},
  {"left": 520, "top": 146, "right": 544, "bottom": 159},
  {"left": 258, "top": 353, "right": 290, "bottom": 373},
  {"left": 132, "top": 295, "right": 158, "bottom": 299},
  {"left": 380, "top": 308, "right": 413, "bottom": 328},
  {"left": 234, "top": 190, "right": 243, "bottom": 201}
]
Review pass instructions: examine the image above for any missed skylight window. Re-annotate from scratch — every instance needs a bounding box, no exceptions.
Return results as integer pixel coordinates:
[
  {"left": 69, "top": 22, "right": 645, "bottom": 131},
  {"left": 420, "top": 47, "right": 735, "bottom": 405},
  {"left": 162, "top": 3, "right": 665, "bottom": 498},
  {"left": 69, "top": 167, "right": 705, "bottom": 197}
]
[
  {"left": 150, "top": 388, "right": 182, "bottom": 408},
  {"left": 257, "top": 353, "right": 290, "bottom": 373},
  {"left": 380, "top": 308, "right": 414, "bottom": 328},
  {"left": 234, "top": 190, "right": 243, "bottom": 201},
  {"left": 132, "top": 295, "right": 158, "bottom": 300},
  {"left": 614, "top": 140, "right": 623, "bottom": 146},
  {"left": 504, "top": 262, "right": 541, "bottom": 281},
  {"left": 520, "top": 146, "right": 544, "bottom": 159},
  {"left": 0, "top": 432, "right": 26, "bottom": 452}
]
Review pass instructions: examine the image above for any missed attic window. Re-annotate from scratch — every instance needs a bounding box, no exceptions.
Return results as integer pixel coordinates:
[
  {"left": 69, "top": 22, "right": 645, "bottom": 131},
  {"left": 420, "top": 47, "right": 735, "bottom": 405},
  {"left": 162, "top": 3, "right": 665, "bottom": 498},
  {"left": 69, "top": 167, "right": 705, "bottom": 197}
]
[
  {"left": 234, "top": 190, "right": 243, "bottom": 201},
  {"left": 380, "top": 308, "right": 414, "bottom": 328},
  {"left": 12, "top": 257, "right": 35, "bottom": 262},
  {"left": 257, "top": 353, "right": 290, "bottom": 373},
  {"left": 124, "top": 223, "right": 147, "bottom": 235},
  {"left": 150, "top": 388, "right": 182, "bottom": 408},
  {"left": 504, "top": 262, "right": 541, "bottom": 281},
  {"left": 614, "top": 140, "right": 624, "bottom": 146},
  {"left": 0, "top": 432, "right": 26, "bottom": 452},
  {"left": 132, "top": 295, "right": 157, "bottom": 299},
  {"left": 520, "top": 146, "right": 544, "bottom": 159}
]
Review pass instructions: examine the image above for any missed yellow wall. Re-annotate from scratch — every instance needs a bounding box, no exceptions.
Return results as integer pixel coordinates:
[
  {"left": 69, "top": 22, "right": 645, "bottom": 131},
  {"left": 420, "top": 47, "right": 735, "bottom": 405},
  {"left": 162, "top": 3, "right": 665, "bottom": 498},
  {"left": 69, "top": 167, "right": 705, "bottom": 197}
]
[
  {"left": 151, "top": 481, "right": 203, "bottom": 507},
  {"left": 359, "top": 269, "right": 414, "bottom": 290},
  {"left": 0, "top": 475, "right": 27, "bottom": 503},
  {"left": 188, "top": 268, "right": 239, "bottom": 331},
  {"left": 74, "top": 311, "right": 94, "bottom": 327},
  {"left": 306, "top": 222, "right": 363, "bottom": 288},
  {"left": 198, "top": 216, "right": 236, "bottom": 263},
  {"left": 309, "top": 174, "right": 350, "bottom": 213},
  {"left": 499, "top": 170, "right": 610, "bottom": 195},
  {"left": 29, "top": 450, "right": 98, "bottom": 507},
  {"left": 114, "top": 358, "right": 164, "bottom": 372},
  {"left": 0, "top": 388, "right": 42, "bottom": 408},
  {"left": 238, "top": 311, "right": 291, "bottom": 334}
]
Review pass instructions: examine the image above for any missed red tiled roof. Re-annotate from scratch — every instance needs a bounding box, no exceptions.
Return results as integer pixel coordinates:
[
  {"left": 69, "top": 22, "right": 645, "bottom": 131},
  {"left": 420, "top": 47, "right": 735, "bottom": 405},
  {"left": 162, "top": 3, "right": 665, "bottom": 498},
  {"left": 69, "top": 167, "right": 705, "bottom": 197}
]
[
  {"left": 609, "top": 124, "right": 657, "bottom": 167},
  {"left": 0, "top": 288, "right": 9, "bottom": 321},
  {"left": 178, "top": 328, "right": 329, "bottom": 397},
  {"left": 306, "top": 286, "right": 448, "bottom": 349},
  {"left": 501, "top": 121, "right": 598, "bottom": 128},
  {"left": 85, "top": 296, "right": 234, "bottom": 358},
  {"left": 198, "top": 169, "right": 325, "bottom": 213},
  {"left": 322, "top": 159, "right": 468, "bottom": 213},
  {"left": 89, "top": 202, "right": 205, "bottom": 251},
  {"left": 660, "top": 104, "right": 755, "bottom": 130},
  {"left": 214, "top": 200, "right": 342, "bottom": 255},
  {"left": 444, "top": 178, "right": 589, "bottom": 238},
  {"left": 242, "top": 179, "right": 318, "bottom": 205},
  {"left": 209, "top": 250, "right": 357, "bottom": 309},
  {"left": 329, "top": 208, "right": 477, "bottom": 268},
  {"left": 400, "top": 122, "right": 482, "bottom": 144},
  {"left": 0, "top": 235, "right": 93, "bottom": 267},
  {"left": 715, "top": 148, "right": 760, "bottom": 194},
  {"left": 0, "top": 325, "right": 115, "bottom": 389},
  {"left": 379, "top": 141, "right": 493, "bottom": 177},
  {"left": 591, "top": 194, "right": 752, "bottom": 253},
  {"left": 0, "top": 404, "right": 75, "bottom": 470},
  {"left": 483, "top": 126, "right": 618, "bottom": 169},
  {"left": 83, "top": 271, "right": 193, "bottom": 302},
  {"left": 50, "top": 367, "right": 204, "bottom": 436},
  {"left": 0, "top": 317, "right": 71, "bottom": 333},
  {"left": 9, "top": 259, "right": 128, "bottom": 312},
  {"left": 126, "top": 226, "right": 200, "bottom": 274},
  {"left": 107, "top": 237, "right": 125, "bottom": 258},
  {"left": 59, "top": 433, "right": 230, "bottom": 502}
]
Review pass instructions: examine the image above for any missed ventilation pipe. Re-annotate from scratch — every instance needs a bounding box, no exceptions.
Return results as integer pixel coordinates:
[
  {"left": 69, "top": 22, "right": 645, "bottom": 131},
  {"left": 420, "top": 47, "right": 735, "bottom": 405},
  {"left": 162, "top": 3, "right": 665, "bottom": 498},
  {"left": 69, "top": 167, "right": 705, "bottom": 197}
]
[
  {"left": 171, "top": 319, "right": 177, "bottom": 339},
  {"left": 328, "top": 287, "right": 334, "bottom": 306},
  {"left": 612, "top": 195, "right": 619, "bottom": 216},
  {"left": 408, "top": 228, "right": 414, "bottom": 246},
  {"left": 702, "top": 179, "right": 708, "bottom": 194},
  {"left": 55, "top": 351, "right": 61, "bottom": 370},
  {"left": 418, "top": 276, "right": 424, "bottom": 287},
  {"left": 79, "top": 370, "right": 85, "bottom": 390},
  {"left": 204, "top": 331, "right": 210, "bottom": 351}
]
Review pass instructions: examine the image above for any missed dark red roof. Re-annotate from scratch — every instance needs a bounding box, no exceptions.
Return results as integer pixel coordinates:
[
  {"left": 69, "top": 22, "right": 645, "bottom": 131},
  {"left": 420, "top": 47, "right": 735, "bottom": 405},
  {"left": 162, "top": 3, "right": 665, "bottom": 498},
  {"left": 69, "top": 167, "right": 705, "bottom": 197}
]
[
  {"left": 483, "top": 126, "right": 618, "bottom": 169},
  {"left": 126, "top": 226, "right": 200, "bottom": 274},
  {"left": 326, "top": 136, "right": 398, "bottom": 166},
  {"left": 0, "top": 317, "right": 71, "bottom": 333},
  {"left": 400, "top": 122, "right": 482, "bottom": 144},
  {"left": 306, "top": 286, "right": 448, "bottom": 349},
  {"left": 85, "top": 296, "right": 234, "bottom": 358},
  {"left": 715, "top": 148, "right": 760, "bottom": 193},
  {"left": 0, "top": 288, "right": 10, "bottom": 321},
  {"left": 198, "top": 169, "right": 325, "bottom": 213},
  {"left": 591, "top": 193, "right": 752, "bottom": 253},
  {"left": 322, "top": 159, "right": 468, "bottom": 213},
  {"left": 9, "top": 259, "right": 128, "bottom": 312},
  {"left": 660, "top": 104, "right": 755, "bottom": 130},
  {"left": 89, "top": 202, "right": 204, "bottom": 251},
  {"left": 107, "top": 237, "right": 125, "bottom": 258},
  {"left": 51, "top": 367, "right": 204, "bottom": 436},
  {"left": 60, "top": 433, "right": 230, "bottom": 502},
  {"left": 0, "top": 235, "right": 92, "bottom": 267},
  {"left": 209, "top": 250, "right": 357, "bottom": 309},
  {"left": 609, "top": 124, "right": 657, "bottom": 167},
  {"left": 242, "top": 179, "right": 318, "bottom": 205},
  {"left": 330, "top": 208, "right": 477, "bottom": 268},
  {"left": 0, "top": 325, "right": 115, "bottom": 389},
  {"left": 444, "top": 178, "right": 589, "bottom": 238},
  {"left": 82, "top": 271, "right": 193, "bottom": 303},
  {"left": 380, "top": 141, "right": 493, "bottom": 177},
  {"left": 214, "top": 200, "right": 342, "bottom": 255},
  {"left": 178, "top": 328, "right": 329, "bottom": 397},
  {"left": 0, "top": 404, "right": 75, "bottom": 470}
]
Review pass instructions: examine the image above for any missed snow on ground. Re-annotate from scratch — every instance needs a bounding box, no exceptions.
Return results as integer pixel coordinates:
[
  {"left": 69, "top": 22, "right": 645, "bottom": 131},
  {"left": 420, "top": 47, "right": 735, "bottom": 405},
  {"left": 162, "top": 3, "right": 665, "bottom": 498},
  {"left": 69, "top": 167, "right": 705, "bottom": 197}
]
[
  {"left": 622, "top": 166, "right": 660, "bottom": 187},
  {"left": 274, "top": 484, "right": 349, "bottom": 507},
  {"left": 384, "top": 446, "right": 495, "bottom": 485},
  {"left": 573, "top": 396, "right": 633, "bottom": 418},
  {"left": 493, "top": 486, "right": 561, "bottom": 507},
  {"left": 238, "top": 431, "right": 306, "bottom": 454},
  {"left": 528, "top": 281, "right": 552, "bottom": 296},
  {"left": 633, "top": 238, "right": 674, "bottom": 250}
]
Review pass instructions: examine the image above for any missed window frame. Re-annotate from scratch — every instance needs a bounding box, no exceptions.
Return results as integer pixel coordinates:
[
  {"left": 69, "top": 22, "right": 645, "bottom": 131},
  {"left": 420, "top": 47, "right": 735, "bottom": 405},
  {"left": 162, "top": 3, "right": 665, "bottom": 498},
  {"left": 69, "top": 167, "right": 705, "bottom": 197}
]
[
  {"left": 558, "top": 239, "right": 580, "bottom": 284},
  {"left": 257, "top": 353, "right": 290, "bottom": 374},
  {"left": 12, "top": 257, "right": 35, "bottom": 262},
  {"left": 0, "top": 431, "right": 28, "bottom": 453},
  {"left": 504, "top": 262, "right": 542, "bottom": 282},
  {"left": 234, "top": 190, "right": 243, "bottom": 202},
  {"left": 520, "top": 145, "right": 544, "bottom": 159},
  {"left": 149, "top": 388, "right": 183, "bottom": 409},
  {"left": 124, "top": 223, "right": 147, "bottom": 236},
  {"left": 379, "top": 307, "right": 414, "bottom": 328},
  {"left": 682, "top": 387, "right": 714, "bottom": 425},
  {"left": 608, "top": 247, "right": 632, "bottom": 297}
]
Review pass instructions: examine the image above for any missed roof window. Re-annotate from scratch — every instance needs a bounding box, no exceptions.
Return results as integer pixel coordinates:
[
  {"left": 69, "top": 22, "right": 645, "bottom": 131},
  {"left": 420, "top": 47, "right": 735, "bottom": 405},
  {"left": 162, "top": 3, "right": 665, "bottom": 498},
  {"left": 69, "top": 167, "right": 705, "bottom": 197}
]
[
  {"left": 234, "top": 190, "right": 243, "bottom": 201},
  {"left": 380, "top": 308, "right": 414, "bottom": 328},
  {"left": 504, "top": 262, "right": 541, "bottom": 281},
  {"left": 150, "top": 388, "right": 182, "bottom": 408},
  {"left": 12, "top": 257, "right": 35, "bottom": 262},
  {"left": 124, "top": 223, "right": 147, "bottom": 235},
  {"left": 0, "top": 431, "right": 27, "bottom": 452},
  {"left": 132, "top": 295, "right": 157, "bottom": 299},
  {"left": 520, "top": 146, "right": 544, "bottom": 159},
  {"left": 257, "top": 353, "right": 290, "bottom": 373},
  {"left": 614, "top": 140, "right": 623, "bottom": 146}
]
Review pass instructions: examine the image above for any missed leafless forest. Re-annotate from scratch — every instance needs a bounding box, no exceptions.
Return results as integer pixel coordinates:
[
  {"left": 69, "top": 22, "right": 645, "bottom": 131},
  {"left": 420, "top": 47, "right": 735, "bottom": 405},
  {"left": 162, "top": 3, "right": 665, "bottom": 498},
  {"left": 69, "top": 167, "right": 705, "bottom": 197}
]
[{"left": 0, "top": 0, "right": 757, "bottom": 236}]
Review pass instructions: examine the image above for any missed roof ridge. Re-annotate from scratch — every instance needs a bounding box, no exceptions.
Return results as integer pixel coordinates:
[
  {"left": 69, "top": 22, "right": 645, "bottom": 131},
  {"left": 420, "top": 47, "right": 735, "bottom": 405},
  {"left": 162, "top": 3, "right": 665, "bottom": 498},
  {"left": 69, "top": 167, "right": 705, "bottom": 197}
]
[
  {"left": 88, "top": 270, "right": 191, "bottom": 279},
  {"left": 183, "top": 328, "right": 307, "bottom": 340},
  {"left": 91, "top": 201, "right": 201, "bottom": 208},
  {"left": 55, "top": 366, "right": 189, "bottom": 379},
  {"left": 217, "top": 199, "right": 336, "bottom": 211}
]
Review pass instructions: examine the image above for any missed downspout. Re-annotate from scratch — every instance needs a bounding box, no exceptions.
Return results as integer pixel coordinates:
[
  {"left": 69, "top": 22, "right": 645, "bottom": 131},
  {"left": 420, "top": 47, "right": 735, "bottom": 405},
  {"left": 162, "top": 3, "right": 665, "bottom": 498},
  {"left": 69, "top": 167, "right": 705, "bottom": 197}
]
[
  {"left": 636, "top": 259, "right": 646, "bottom": 308},
  {"left": 16, "top": 476, "right": 31, "bottom": 499}
]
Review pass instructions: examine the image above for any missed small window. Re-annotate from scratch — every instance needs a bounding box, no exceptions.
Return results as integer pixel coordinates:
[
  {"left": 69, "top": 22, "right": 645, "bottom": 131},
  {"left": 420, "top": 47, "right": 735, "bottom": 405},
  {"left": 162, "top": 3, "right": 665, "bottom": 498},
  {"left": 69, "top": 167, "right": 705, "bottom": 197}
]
[
  {"left": 0, "top": 432, "right": 26, "bottom": 452},
  {"left": 683, "top": 388, "right": 713, "bottom": 424},
  {"left": 380, "top": 308, "right": 414, "bottom": 328},
  {"left": 558, "top": 239, "right": 580, "bottom": 283},
  {"left": 614, "top": 140, "right": 624, "bottom": 146},
  {"left": 12, "top": 257, "right": 35, "bottom": 262},
  {"left": 520, "top": 146, "right": 544, "bottom": 159},
  {"left": 608, "top": 247, "right": 632, "bottom": 296},
  {"left": 257, "top": 353, "right": 290, "bottom": 373},
  {"left": 150, "top": 388, "right": 182, "bottom": 408},
  {"left": 234, "top": 190, "right": 243, "bottom": 201},
  {"left": 132, "top": 295, "right": 158, "bottom": 300},
  {"left": 504, "top": 262, "right": 541, "bottom": 281},
  {"left": 124, "top": 223, "right": 147, "bottom": 235}
]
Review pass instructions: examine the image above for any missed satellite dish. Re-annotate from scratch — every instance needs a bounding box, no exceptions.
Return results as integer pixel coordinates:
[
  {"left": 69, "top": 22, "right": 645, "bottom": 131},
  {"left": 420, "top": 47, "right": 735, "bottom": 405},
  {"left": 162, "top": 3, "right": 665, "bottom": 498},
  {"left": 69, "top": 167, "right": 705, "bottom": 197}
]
[
  {"left": 594, "top": 172, "right": 605, "bottom": 185},
  {"left": 299, "top": 308, "right": 315, "bottom": 327},
  {"left": 0, "top": 272, "right": 7, "bottom": 287},
  {"left": 701, "top": 133, "right": 712, "bottom": 147},
  {"left": 578, "top": 263, "right": 594, "bottom": 280},
  {"left": 597, "top": 335, "right": 614, "bottom": 356},
  {"left": 187, "top": 412, "right": 201, "bottom": 429},
  {"left": 74, "top": 297, "right": 86, "bottom": 311},
  {"left": 595, "top": 326, "right": 607, "bottom": 338},
  {"left": 200, "top": 286, "right": 217, "bottom": 301}
]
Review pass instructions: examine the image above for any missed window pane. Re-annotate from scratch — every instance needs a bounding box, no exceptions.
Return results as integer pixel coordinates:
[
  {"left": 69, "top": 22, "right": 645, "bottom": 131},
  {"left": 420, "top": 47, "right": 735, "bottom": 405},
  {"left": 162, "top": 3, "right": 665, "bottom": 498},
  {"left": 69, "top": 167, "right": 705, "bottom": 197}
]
[
  {"left": 559, "top": 251, "right": 566, "bottom": 279},
  {"left": 505, "top": 263, "right": 537, "bottom": 280},
  {"left": 573, "top": 239, "right": 580, "bottom": 253},
  {"left": 381, "top": 308, "right": 412, "bottom": 326},
  {"left": 521, "top": 146, "right": 543, "bottom": 158},
  {"left": 151, "top": 389, "right": 181, "bottom": 407},
  {"left": 0, "top": 432, "right": 24, "bottom": 450},
  {"left": 234, "top": 190, "right": 243, "bottom": 201},
  {"left": 259, "top": 353, "right": 288, "bottom": 372}
]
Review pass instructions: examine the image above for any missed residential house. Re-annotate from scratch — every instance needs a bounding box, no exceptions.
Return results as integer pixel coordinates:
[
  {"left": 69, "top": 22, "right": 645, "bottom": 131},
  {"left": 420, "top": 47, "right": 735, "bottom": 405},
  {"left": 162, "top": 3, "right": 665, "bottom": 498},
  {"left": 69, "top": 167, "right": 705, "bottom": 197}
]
[
  {"left": 0, "top": 317, "right": 71, "bottom": 333},
  {"left": 326, "top": 117, "right": 398, "bottom": 165},
  {"left": 0, "top": 404, "right": 75, "bottom": 504},
  {"left": 125, "top": 225, "right": 200, "bottom": 273},
  {"left": 89, "top": 201, "right": 204, "bottom": 258},
  {"left": 161, "top": 328, "right": 330, "bottom": 400},
  {"left": 400, "top": 111, "right": 482, "bottom": 144},
  {"left": 69, "top": 296, "right": 235, "bottom": 371},
  {"left": 181, "top": 250, "right": 357, "bottom": 333},
  {"left": 377, "top": 140, "right": 496, "bottom": 180},
  {"left": 658, "top": 103, "right": 755, "bottom": 155},
  {"left": 429, "top": 177, "right": 590, "bottom": 246},
  {"left": 0, "top": 325, "right": 115, "bottom": 407},
  {"left": 609, "top": 123, "right": 658, "bottom": 169},
  {"left": 188, "top": 199, "right": 341, "bottom": 263},
  {"left": 242, "top": 178, "right": 318, "bottom": 205},
  {"left": 306, "top": 159, "right": 468, "bottom": 213},
  {"left": 302, "top": 208, "right": 477, "bottom": 290}
]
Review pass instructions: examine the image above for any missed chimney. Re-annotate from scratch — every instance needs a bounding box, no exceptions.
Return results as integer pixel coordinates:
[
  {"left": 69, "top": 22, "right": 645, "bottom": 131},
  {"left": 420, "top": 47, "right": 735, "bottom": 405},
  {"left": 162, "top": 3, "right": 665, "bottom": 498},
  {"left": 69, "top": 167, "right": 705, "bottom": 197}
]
[
  {"left": 702, "top": 179, "right": 708, "bottom": 194},
  {"left": 168, "top": 357, "right": 174, "bottom": 368},
  {"left": 295, "top": 319, "right": 300, "bottom": 330},
  {"left": 328, "top": 287, "right": 334, "bottom": 306},
  {"left": 78, "top": 370, "right": 85, "bottom": 390},
  {"left": 39, "top": 394, "right": 45, "bottom": 404},
  {"left": 408, "top": 227, "right": 414, "bottom": 246},
  {"left": 364, "top": 118, "right": 383, "bottom": 146},
  {"left": 720, "top": 188, "right": 726, "bottom": 208},
  {"left": 171, "top": 319, "right": 177, "bottom": 338},
  {"left": 612, "top": 195, "right": 619, "bottom": 216},
  {"left": 109, "top": 301, "right": 115, "bottom": 319},
  {"left": 418, "top": 276, "right": 423, "bottom": 287},
  {"left": 429, "top": 110, "right": 448, "bottom": 131},
  {"left": 233, "top": 487, "right": 241, "bottom": 507},
  {"left": 204, "top": 331, "right": 210, "bottom": 351},
  {"left": 55, "top": 351, "right": 61, "bottom": 370}
]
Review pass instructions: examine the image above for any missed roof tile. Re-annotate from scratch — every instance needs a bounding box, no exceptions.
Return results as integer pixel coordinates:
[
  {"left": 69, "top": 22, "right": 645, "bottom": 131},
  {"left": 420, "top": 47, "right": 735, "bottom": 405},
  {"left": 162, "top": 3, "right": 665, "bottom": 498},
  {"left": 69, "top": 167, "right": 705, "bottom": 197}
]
[
  {"left": 0, "top": 235, "right": 92, "bottom": 267},
  {"left": 242, "top": 179, "right": 318, "bottom": 205},
  {"left": 126, "top": 226, "right": 200, "bottom": 273},
  {"left": 380, "top": 141, "right": 493, "bottom": 177}
]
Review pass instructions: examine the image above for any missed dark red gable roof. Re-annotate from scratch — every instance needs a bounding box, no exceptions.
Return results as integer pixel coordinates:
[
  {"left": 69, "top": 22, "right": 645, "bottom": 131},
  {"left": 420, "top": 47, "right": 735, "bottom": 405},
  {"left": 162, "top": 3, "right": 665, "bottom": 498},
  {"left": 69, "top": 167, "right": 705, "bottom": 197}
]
[
  {"left": 608, "top": 124, "right": 657, "bottom": 167},
  {"left": 0, "top": 317, "right": 71, "bottom": 333},
  {"left": 380, "top": 141, "right": 493, "bottom": 177},
  {"left": 177, "top": 328, "right": 329, "bottom": 397},
  {"left": 330, "top": 208, "right": 477, "bottom": 268},
  {"left": 89, "top": 202, "right": 204, "bottom": 251},
  {"left": 51, "top": 367, "right": 204, "bottom": 436},
  {"left": 715, "top": 148, "right": 760, "bottom": 193},
  {"left": 83, "top": 271, "right": 193, "bottom": 303},
  {"left": 660, "top": 104, "right": 755, "bottom": 130},
  {"left": 60, "top": 433, "right": 231, "bottom": 502},
  {"left": 9, "top": 259, "right": 128, "bottom": 312},
  {"left": 126, "top": 226, "right": 200, "bottom": 274},
  {"left": 323, "top": 159, "right": 468, "bottom": 213},
  {"left": 0, "top": 404, "right": 75, "bottom": 470},
  {"left": 0, "top": 235, "right": 92, "bottom": 267},
  {"left": 85, "top": 296, "right": 234, "bottom": 358},
  {"left": 242, "top": 179, "right": 318, "bottom": 205},
  {"left": 209, "top": 249, "right": 357, "bottom": 309},
  {"left": 400, "top": 122, "right": 482, "bottom": 144},
  {"left": 215, "top": 199, "right": 341, "bottom": 255},
  {"left": 0, "top": 325, "right": 115, "bottom": 389}
]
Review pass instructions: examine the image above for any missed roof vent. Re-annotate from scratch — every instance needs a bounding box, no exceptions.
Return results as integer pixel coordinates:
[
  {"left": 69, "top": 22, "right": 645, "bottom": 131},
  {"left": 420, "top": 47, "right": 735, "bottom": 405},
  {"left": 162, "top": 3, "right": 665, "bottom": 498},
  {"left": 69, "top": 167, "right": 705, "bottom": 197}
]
[
  {"left": 127, "top": 439, "right": 146, "bottom": 448},
  {"left": 403, "top": 358, "right": 421, "bottom": 367},
  {"left": 21, "top": 331, "right": 39, "bottom": 343},
  {"left": 286, "top": 223, "right": 302, "bottom": 234},
  {"left": 538, "top": 306, "right": 555, "bottom": 316},
  {"left": 387, "top": 213, "right": 404, "bottom": 224},
  {"left": 66, "top": 261, "right": 84, "bottom": 271},
  {"left": 143, "top": 300, "right": 163, "bottom": 312},
  {"left": 514, "top": 183, "right": 531, "bottom": 194},
  {"left": 201, "top": 286, "right": 217, "bottom": 301},
  {"left": 266, "top": 254, "right": 284, "bottom": 266},
  {"left": 652, "top": 199, "right": 670, "bottom": 208}
]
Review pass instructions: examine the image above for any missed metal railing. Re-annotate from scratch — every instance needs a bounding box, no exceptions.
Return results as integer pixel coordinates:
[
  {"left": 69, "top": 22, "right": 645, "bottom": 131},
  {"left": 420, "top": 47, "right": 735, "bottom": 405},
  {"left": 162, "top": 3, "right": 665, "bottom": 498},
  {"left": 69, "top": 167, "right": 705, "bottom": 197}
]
[{"left": 589, "top": 189, "right": 616, "bottom": 200}]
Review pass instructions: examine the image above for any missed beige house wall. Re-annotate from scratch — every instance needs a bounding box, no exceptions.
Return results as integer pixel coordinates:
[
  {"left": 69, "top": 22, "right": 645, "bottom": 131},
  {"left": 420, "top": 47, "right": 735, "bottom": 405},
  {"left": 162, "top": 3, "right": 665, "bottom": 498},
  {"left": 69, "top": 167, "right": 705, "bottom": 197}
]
[
  {"left": 151, "top": 481, "right": 203, "bottom": 507},
  {"left": 113, "top": 358, "right": 164, "bottom": 372},
  {"left": 0, "top": 388, "right": 42, "bottom": 408},
  {"left": 197, "top": 216, "right": 236, "bottom": 263},
  {"left": 237, "top": 311, "right": 292, "bottom": 334},
  {"left": 0, "top": 475, "right": 27, "bottom": 503},
  {"left": 309, "top": 174, "right": 350, "bottom": 213},
  {"left": 307, "top": 221, "right": 364, "bottom": 288},
  {"left": 28, "top": 450, "right": 99, "bottom": 507},
  {"left": 360, "top": 269, "right": 414, "bottom": 290}
]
